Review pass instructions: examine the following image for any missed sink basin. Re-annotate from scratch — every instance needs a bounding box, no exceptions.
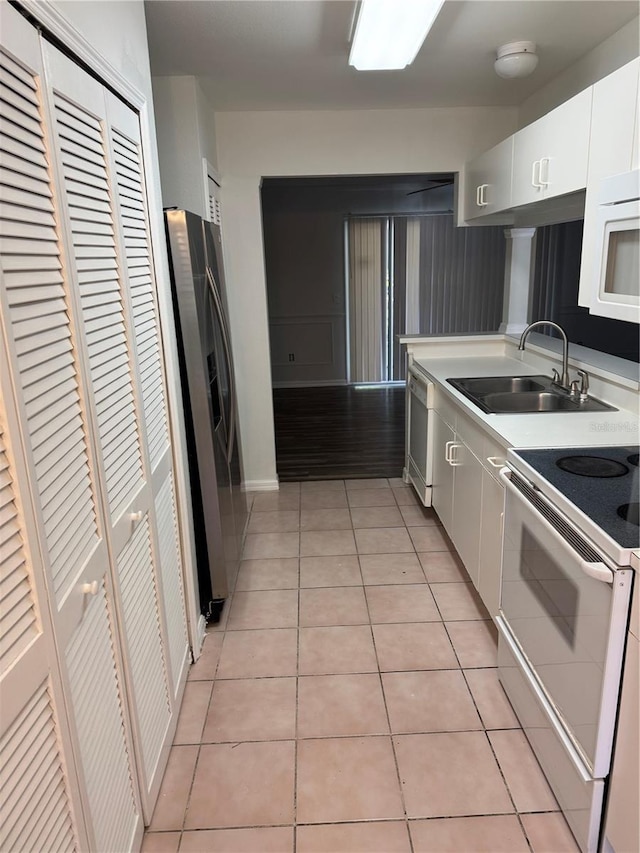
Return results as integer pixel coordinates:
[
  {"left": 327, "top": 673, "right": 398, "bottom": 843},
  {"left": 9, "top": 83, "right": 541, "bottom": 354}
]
[
  {"left": 482, "top": 391, "right": 581, "bottom": 413},
  {"left": 451, "top": 375, "right": 547, "bottom": 396},
  {"left": 446, "top": 375, "right": 616, "bottom": 414}
]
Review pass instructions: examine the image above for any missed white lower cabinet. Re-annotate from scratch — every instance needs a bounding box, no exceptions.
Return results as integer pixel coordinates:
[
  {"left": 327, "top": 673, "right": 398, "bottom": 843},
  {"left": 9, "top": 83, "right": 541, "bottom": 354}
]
[
  {"left": 450, "top": 441, "right": 483, "bottom": 587},
  {"left": 603, "top": 578, "right": 639, "bottom": 853},
  {"left": 431, "top": 393, "right": 506, "bottom": 618},
  {"left": 431, "top": 410, "right": 455, "bottom": 533},
  {"left": 478, "top": 469, "right": 505, "bottom": 619}
]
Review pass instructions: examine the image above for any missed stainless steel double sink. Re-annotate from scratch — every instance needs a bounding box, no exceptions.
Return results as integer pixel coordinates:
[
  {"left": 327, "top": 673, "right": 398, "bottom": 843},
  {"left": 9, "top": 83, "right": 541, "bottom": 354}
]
[{"left": 447, "top": 375, "right": 616, "bottom": 414}]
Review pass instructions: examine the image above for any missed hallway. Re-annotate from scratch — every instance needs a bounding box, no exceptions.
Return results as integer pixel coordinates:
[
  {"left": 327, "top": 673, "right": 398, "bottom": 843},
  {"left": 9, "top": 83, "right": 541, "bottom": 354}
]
[{"left": 142, "top": 478, "right": 578, "bottom": 853}]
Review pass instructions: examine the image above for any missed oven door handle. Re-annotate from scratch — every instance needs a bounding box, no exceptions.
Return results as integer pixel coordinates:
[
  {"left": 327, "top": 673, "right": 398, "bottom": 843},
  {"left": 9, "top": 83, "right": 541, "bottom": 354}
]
[{"left": 499, "top": 467, "right": 614, "bottom": 584}]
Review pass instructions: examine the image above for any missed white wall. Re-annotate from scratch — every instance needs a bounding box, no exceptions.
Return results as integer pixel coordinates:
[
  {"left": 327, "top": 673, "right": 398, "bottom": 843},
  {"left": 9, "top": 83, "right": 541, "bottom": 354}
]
[
  {"left": 152, "top": 75, "right": 219, "bottom": 217},
  {"left": 519, "top": 16, "right": 640, "bottom": 127},
  {"left": 49, "top": 0, "right": 154, "bottom": 98},
  {"left": 214, "top": 106, "right": 517, "bottom": 486}
]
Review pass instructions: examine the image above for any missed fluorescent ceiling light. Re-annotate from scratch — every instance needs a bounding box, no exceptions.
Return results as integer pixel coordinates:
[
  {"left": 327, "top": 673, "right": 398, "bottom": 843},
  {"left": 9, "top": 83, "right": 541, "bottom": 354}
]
[{"left": 349, "top": 0, "right": 445, "bottom": 71}]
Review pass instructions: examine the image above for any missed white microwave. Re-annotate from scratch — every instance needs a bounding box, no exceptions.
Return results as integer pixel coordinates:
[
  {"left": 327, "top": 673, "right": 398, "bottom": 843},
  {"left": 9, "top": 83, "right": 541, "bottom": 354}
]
[{"left": 592, "top": 169, "right": 640, "bottom": 323}]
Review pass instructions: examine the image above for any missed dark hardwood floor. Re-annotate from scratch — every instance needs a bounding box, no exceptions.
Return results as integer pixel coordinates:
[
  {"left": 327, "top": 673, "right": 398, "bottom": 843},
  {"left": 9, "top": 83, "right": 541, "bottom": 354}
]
[{"left": 273, "top": 384, "right": 406, "bottom": 482}]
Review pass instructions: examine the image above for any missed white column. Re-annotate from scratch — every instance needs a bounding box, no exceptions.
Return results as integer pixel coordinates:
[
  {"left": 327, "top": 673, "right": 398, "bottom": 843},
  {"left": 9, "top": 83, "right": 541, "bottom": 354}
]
[{"left": 499, "top": 227, "right": 536, "bottom": 335}]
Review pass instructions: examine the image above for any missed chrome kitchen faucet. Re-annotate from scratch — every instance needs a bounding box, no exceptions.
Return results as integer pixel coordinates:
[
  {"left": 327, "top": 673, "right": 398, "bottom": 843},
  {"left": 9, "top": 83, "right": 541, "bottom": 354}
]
[{"left": 518, "top": 320, "right": 588, "bottom": 398}]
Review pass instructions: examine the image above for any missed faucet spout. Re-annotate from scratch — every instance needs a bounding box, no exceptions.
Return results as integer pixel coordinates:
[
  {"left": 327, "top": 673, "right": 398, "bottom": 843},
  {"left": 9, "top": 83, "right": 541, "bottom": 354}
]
[{"left": 518, "top": 321, "right": 571, "bottom": 390}]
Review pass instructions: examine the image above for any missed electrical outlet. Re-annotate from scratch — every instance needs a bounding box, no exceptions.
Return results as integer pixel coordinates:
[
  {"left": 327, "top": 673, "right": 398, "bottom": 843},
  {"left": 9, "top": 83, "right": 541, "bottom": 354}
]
[{"left": 288, "top": 353, "right": 295, "bottom": 362}]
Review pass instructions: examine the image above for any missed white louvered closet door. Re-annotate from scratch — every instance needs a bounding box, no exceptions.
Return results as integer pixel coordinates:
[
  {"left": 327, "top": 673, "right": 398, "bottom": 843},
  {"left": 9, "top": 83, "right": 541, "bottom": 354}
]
[
  {"left": 0, "top": 5, "right": 142, "bottom": 851},
  {"left": 104, "top": 91, "right": 189, "bottom": 705},
  {"left": 42, "top": 42, "right": 188, "bottom": 817},
  {"left": 0, "top": 358, "right": 81, "bottom": 853}
]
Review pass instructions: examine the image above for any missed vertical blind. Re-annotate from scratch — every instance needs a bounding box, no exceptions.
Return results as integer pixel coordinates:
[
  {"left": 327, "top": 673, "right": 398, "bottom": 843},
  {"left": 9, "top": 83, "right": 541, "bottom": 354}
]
[
  {"left": 348, "top": 214, "right": 507, "bottom": 382},
  {"left": 347, "top": 218, "right": 385, "bottom": 383}
]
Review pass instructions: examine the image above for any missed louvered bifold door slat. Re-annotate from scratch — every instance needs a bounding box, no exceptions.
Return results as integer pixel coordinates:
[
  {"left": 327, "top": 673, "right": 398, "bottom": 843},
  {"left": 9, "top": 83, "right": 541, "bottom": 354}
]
[
  {"left": 0, "top": 40, "right": 101, "bottom": 612},
  {"left": 65, "top": 584, "right": 138, "bottom": 853},
  {"left": 105, "top": 91, "right": 189, "bottom": 700},
  {"left": 51, "top": 88, "right": 145, "bottom": 524},
  {"left": 43, "top": 43, "right": 181, "bottom": 819},
  {"left": 0, "top": 679, "right": 76, "bottom": 853},
  {"left": 1, "top": 9, "right": 142, "bottom": 850},
  {"left": 0, "top": 399, "right": 78, "bottom": 852}
]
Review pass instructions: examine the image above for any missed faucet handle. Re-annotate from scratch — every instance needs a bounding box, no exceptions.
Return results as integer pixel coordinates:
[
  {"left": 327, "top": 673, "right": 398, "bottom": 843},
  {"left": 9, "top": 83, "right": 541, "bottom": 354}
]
[
  {"left": 551, "top": 368, "right": 560, "bottom": 385},
  {"left": 577, "top": 370, "right": 589, "bottom": 400}
]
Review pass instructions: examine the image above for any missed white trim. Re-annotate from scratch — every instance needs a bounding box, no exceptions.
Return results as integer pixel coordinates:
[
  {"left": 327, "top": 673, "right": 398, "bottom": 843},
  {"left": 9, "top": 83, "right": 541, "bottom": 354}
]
[
  {"left": 20, "top": 0, "right": 202, "bottom": 654},
  {"left": 191, "top": 615, "right": 207, "bottom": 662},
  {"left": 203, "top": 158, "right": 221, "bottom": 188},
  {"left": 242, "top": 479, "right": 280, "bottom": 492},
  {"left": 19, "top": 0, "right": 145, "bottom": 108}
]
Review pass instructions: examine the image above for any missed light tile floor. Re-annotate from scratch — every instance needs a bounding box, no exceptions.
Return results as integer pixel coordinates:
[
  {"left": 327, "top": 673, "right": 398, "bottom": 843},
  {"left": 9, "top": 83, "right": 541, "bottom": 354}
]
[{"left": 143, "top": 479, "right": 580, "bottom": 853}]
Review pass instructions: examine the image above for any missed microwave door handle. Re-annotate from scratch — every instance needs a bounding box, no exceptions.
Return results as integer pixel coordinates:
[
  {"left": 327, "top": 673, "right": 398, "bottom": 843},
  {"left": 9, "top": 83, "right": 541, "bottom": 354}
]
[
  {"left": 499, "top": 468, "right": 614, "bottom": 584},
  {"left": 206, "top": 266, "right": 236, "bottom": 464}
]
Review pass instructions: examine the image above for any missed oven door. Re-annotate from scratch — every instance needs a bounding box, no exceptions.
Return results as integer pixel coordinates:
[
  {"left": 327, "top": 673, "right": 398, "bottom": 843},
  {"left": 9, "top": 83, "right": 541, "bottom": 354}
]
[{"left": 498, "top": 468, "right": 632, "bottom": 776}]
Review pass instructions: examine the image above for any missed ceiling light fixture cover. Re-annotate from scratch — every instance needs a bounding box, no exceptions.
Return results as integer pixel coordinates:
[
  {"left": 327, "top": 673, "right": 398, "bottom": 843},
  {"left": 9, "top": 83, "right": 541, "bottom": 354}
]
[
  {"left": 349, "top": 0, "right": 445, "bottom": 71},
  {"left": 494, "top": 41, "right": 539, "bottom": 79}
]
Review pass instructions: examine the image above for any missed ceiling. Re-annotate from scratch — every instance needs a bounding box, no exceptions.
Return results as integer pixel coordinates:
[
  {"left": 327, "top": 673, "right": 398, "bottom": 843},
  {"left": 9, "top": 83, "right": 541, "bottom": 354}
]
[{"left": 144, "top": 0, "right": 639, "bottom": 111}]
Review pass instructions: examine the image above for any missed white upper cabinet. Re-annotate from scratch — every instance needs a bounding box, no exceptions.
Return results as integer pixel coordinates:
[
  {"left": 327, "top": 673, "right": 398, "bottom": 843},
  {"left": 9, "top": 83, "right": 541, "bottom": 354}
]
[
  {"left": 578, "top": 58, "right": 640, "bottom": 312},
  {"left": 511, "top": 88, "right": 592, "bottom": 208},
  {"left": 464, "top": 137, "right": 513, "bottom": 221},
  {"left": 587, "top": 59, "right": 639, "bottom": 181}
]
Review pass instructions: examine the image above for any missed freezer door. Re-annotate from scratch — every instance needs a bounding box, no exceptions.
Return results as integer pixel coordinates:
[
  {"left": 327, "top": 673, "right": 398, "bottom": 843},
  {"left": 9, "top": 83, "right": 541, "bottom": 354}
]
[{"left": 165, "top": 209, "right": 228, "bottom": 607}]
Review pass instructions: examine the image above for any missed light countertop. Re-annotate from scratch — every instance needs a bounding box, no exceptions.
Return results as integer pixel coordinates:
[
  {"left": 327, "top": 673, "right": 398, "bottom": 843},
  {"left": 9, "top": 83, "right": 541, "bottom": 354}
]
[{"left": 411, "top": 353, "right": 639, "bottom": 451}]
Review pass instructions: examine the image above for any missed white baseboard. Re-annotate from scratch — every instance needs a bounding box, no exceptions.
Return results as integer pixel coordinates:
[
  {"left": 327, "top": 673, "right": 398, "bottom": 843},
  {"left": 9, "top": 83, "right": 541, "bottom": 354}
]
[
  {"left": 191, "top": 614, "right": 207, "bottom": 661},
  {"left": 242, "top": 479, "right": 280, "bottom": 492}
]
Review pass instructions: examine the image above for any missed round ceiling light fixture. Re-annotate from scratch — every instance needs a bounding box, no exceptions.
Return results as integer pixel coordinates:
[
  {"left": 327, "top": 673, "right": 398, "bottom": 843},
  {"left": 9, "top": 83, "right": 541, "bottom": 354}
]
[{"left": 494, "top": 41, "right": 539, "bottom": 79}]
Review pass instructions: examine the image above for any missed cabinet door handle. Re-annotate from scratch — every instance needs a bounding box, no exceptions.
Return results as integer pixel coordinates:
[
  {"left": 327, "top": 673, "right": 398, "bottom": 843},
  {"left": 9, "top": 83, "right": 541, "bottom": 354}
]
[
  {"left": 539, "top": 157, "right": 550, "bottom": 187},
  {"left": 449, "top": 443, "right": 463, "bottom": 467},
  {"left": 445, "top": 440, "right": 455, "bottom": 463},
  {"left": 480, "top": 184, "right": 488, "bottom": 206},
  {"left": 487, "top": 456, "right": 507, "bottom": 468},
  {"left": 476, "top": 185, "right": 482, "bottom": 207},
  {"left": 531, "top": 159, "right": 539, "bottom": 188}
]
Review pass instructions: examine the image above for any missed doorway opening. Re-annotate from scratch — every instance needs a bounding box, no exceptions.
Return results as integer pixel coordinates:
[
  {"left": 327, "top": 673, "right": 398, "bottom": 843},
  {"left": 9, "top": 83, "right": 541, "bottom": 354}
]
[{"left": 261, "top": 175, "right": 506, "bottom": 481}]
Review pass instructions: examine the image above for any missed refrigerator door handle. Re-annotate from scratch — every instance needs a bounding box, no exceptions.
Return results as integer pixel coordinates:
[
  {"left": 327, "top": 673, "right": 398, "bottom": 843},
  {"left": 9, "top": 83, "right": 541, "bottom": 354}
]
[{"left": 206, "top": 266, "right": 236, "bottom": 464}]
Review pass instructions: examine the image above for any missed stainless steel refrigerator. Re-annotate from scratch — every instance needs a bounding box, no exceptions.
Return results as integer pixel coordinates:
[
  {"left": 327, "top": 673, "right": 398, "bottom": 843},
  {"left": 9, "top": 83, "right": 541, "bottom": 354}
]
[{"left": 164, "top": 209, "right": 247, "bottom": 621}]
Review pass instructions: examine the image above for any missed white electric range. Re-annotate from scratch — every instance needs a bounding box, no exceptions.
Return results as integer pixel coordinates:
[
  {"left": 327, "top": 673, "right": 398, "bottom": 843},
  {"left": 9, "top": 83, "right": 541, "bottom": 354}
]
[{"left": 497, "top": 445, "right": 638, "bottom": 853}]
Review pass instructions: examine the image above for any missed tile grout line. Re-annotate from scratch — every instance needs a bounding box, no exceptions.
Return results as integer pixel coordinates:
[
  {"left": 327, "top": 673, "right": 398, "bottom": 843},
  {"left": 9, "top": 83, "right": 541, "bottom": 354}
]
[
  {"left": 148, "top": 481, "right": 570, "bottom": 851},
  {"left": 293, "top": 508, "right": 301, "bottom": 849}
]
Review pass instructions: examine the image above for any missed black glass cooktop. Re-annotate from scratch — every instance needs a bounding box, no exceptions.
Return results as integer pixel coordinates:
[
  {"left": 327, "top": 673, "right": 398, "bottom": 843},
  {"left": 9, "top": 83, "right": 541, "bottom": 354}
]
[{"left": 515, "top": 446, "right": 640, "bottom": 549}]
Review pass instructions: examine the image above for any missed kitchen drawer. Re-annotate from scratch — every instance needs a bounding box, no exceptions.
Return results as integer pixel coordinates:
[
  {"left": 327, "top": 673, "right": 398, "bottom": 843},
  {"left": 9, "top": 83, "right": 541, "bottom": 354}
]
[
  {"left": 498, "top": 620, "right": 604, "bottom": 853},
  {"left": 455, "top": 410, "right": 485, "bottom": 461},
  {"left": 434, "top": 389, "right": 458, "bottom": 431}
]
